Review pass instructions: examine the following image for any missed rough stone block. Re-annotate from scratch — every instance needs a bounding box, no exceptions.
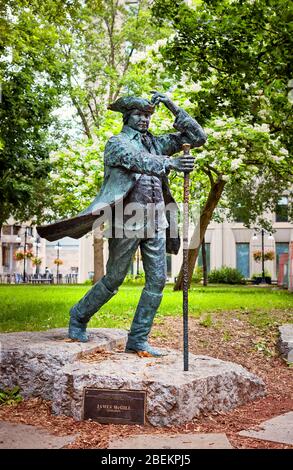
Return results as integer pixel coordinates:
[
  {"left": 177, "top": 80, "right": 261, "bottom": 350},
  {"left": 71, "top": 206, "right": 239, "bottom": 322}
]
[
  {"left": 0, "top": 328, "right": 127, "bottom": 399},
  {"left": 278, "top": 324, "right": 293, "bottom": 363},
  {"left": 52, "top": 349, "right": 265, "bottom": 426}
]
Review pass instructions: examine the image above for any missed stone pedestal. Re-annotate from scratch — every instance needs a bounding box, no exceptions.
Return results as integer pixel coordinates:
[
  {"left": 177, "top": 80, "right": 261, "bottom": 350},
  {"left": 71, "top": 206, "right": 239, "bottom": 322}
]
[
  {"left": 0, "top": 328, "right": 127, "bottom": 399},
  {"left": 0, "top": 329, "right": 265, "bottom": 426},
  {"left": 53, "top": 349, "right": 265, "bottom": 426}
]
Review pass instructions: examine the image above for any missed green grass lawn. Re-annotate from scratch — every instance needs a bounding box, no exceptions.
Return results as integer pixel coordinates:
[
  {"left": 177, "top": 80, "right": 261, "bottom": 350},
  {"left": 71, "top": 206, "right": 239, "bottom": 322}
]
[{"left": 0, "top": 284, "right": 292, "bottom": 332}]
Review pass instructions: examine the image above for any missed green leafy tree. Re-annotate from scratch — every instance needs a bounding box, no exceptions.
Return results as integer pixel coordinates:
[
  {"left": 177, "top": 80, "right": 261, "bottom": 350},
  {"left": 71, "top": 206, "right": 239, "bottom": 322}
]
[
  {"left": 152, "top": 0, "right": 292, "bottom": 144},
  {"left": 56, "top": 0, "right": 169, "bottom": 138},
  {"left": 0, "top": 0, "right": 81, "bottom": 228},
  {"left": 150, "top": 0, "right": 292, "bottom": 289}
]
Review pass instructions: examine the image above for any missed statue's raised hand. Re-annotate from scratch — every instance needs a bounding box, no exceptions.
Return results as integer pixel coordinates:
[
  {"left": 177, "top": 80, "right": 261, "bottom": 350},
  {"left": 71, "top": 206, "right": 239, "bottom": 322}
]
[
  {"left": 151, "top": 91, "right": 171, "bottom": 106},
  {"left": 150, "top": 91, "right": 180, "bottom": 116}
]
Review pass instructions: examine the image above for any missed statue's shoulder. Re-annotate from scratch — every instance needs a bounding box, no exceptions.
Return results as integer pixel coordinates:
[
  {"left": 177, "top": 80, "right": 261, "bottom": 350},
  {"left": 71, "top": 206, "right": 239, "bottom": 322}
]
[
  {"left": 106, "top": 131, "right": 129, "bottom": 146},
  {"left": 105, "top": 131, "right": 132, "bottom": 156}
]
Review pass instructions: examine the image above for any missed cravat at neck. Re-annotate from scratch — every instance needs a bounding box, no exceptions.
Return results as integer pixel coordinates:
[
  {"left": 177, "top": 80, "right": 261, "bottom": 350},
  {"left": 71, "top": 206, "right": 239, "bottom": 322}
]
[{"left": 141, "top": 133, "right": 153, "bottom": 152}]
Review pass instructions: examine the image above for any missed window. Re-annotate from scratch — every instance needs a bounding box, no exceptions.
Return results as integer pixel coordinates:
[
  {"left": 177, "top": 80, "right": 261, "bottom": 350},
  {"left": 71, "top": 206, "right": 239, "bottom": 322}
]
[
  {"left": 276, "top": 196, "right": 288, "bottom": 222},
  {"left": 198, "top": 243, "right": 211, "bottom": 273},
  {"left": 2, "top": 244, "right": 10, "bottom": 267},
  {"left": 276, "top": 243, "right": 289, "bottom": 276},
  {"left": 13, "top": 225, "right": 21, "bottom": 235},
  {"left": 236, "top": 243, "right": 249, "bottom": 278},
  {"left": 2, "top": 225, "right": 11, "bottom": 235}
]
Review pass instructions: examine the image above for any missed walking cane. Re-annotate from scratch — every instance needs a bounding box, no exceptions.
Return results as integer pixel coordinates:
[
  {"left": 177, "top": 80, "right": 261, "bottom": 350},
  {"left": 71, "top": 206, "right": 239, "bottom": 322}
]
[{"left": 182, "top": 143, "right": 191, "bottom": 371}]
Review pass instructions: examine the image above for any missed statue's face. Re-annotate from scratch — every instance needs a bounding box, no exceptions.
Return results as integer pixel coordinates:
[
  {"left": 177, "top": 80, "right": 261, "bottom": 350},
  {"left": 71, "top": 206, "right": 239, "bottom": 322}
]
[{"left": 127, "top": 110, "right": 151, "bottom": 133}]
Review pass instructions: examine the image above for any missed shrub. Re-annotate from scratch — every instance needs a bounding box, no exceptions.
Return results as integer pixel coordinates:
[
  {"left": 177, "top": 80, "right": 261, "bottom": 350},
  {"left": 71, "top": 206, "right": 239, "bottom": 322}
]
[
  {"left": 0, "top": 386, "right": 22, "bottom": 406},
  {"left": 208, "top": 266, "right": 244, "bottom": 284}
]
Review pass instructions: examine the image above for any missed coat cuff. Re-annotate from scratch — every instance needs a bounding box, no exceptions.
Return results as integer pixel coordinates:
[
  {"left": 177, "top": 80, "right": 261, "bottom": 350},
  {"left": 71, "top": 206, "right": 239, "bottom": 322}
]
[{"left": 163, "top": 157, "right": 172, "bottom": 175}]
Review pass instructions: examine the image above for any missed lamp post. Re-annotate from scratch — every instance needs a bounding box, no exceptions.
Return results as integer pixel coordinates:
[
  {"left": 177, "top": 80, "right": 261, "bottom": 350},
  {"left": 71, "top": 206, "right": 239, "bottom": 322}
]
[
  {"left": 54, "top": 242, "right": 62, "bottom": 284},
  {"left": 16, "top": 226, "right": 32, "bottom": 283},
  {"left": 33, "top": 237, "right": 41, "bottom": 276},
  {"left": 24, "top": 228, "right": 28, "bottom": 282},
  {"left": 252, "top": 229, "right": 274, "bottom": 284},
  {"left": 36, "top": 237, "right": 41, "bottom": 257}
]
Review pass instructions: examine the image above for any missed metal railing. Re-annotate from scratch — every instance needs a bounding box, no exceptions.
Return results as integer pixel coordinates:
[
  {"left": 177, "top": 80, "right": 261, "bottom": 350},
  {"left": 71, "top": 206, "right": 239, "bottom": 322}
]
[{"left": 0, "top": 273, "right": 78, "bottom": 284}]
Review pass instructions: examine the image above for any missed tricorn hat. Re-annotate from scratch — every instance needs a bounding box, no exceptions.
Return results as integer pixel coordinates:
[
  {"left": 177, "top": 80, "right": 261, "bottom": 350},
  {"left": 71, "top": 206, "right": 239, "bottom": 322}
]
[{"left": 108, "top": 96, "right": 155, "bottom": 115}]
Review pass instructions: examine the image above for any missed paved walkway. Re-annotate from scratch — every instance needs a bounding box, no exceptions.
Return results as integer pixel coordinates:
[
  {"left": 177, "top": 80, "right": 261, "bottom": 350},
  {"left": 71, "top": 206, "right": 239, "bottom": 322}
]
[
  {"left": 239, "top": 411, "right": 293, "bottom": 446},
  {"left": 0, "top": 422, "right": 77, "bottom": 449},
  {"left": 1, "top": 411, "right": 292, "bottom": 448},
  {"left": 109, "top": 433, "right": 233, "bottom": 449}
]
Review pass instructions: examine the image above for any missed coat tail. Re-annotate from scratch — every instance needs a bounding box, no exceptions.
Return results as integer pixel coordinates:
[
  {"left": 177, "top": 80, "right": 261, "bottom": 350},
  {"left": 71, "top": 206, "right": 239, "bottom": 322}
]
[{"left": 37, "top": 213, "right": 97, "bottom": 242}]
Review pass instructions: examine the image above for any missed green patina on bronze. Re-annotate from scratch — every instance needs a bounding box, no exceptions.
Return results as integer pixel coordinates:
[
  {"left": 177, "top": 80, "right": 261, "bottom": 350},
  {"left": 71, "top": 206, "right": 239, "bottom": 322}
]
[{"left": 37, "top": 92, "right": 206, "bottom": 357}]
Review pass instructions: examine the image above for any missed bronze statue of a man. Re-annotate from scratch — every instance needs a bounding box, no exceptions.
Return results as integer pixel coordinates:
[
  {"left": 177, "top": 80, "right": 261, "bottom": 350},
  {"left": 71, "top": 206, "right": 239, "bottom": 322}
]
[{"left": 37, "top": 92, "right": 206, "bottom": 357}]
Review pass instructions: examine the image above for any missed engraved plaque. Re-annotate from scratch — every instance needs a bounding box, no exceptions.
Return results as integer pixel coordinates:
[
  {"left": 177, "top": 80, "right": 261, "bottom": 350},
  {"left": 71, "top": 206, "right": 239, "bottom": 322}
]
[{"left": 83, "top": 388, "right": 146, "bottom": 425}]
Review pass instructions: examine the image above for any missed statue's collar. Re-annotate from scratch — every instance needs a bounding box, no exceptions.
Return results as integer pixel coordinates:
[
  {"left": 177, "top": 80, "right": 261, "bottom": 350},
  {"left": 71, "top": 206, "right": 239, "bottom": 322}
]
[{"left": 122, "top": 125, "right": 151, "bottom": 141}]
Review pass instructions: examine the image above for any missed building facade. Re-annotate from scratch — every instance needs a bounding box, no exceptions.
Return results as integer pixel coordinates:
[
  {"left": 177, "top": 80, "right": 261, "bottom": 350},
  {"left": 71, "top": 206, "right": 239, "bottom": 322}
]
[{"left": 1, "top": 196, "right": 292, "bottom": 286}]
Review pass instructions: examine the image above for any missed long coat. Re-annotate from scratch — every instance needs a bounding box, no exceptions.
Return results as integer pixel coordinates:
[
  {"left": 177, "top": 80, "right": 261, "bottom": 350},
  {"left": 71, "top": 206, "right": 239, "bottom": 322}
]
[{"left": 37, "top": 108, "right": 206, "bottom": 254}]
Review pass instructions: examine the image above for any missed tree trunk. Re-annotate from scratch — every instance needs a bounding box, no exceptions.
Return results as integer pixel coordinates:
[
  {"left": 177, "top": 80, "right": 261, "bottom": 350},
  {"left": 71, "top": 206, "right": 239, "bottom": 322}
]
[
  {"left": 202, "top": 235, "right": 208, "bottom": 286},
  {"left": 93, "top": 226, "right": 104, "bottom": 284},
  {"left": 70, "top": 95, "right": 93, "bottom": 140},
  {"left": 0, "top": 223, "right": 2, "bottom": 274},
  {"left": 136, "top": 247, "right": 140, "bottom": 276},
  {"left": 174, "top": 179, "right": 226, "bottom": 291}
]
